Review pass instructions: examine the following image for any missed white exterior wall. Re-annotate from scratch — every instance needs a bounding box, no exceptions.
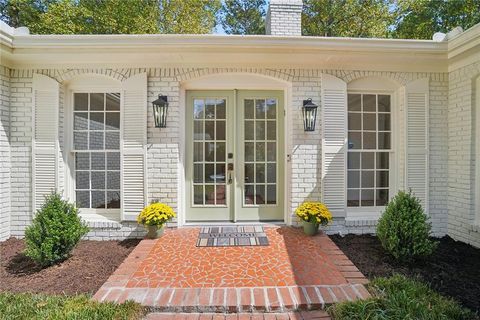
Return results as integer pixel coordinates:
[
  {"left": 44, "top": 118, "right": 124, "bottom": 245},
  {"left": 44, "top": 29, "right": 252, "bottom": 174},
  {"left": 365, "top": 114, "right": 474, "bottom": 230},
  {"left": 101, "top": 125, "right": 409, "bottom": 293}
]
[
  {"left": 0, "top": 66, "right": 11, "bottom": 240},
  {"left": 448, "top": 60, "right": 480, "bottom": 248},
  {"left": 3, "top": 67, "right": 449, "bottom": 239}
]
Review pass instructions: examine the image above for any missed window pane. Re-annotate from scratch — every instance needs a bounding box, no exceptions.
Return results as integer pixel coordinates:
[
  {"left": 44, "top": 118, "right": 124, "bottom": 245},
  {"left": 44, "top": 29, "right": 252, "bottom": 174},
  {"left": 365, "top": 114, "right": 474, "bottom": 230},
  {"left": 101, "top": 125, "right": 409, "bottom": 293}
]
[
  {"left": 76, "top": 191, "right": 90, "bottom": 208},
  {"left": 194, "top": 185, "right": 204, "bottom": 205},
  {"left": 74, "top": 93, "right": 88, "bottom": 111},
  {"left": 244, "top": 185, "right": 254, "bottom": 204},
  {"left": 361, "top": 171, "right": 374, "bottom": 188},
  {"left": 107, "top": 171, "right": 120, "bottom": 190},
  {"left": 348, "top": 153, "right": 360, "bottom": 169},
  {"left": 205, "top": 142, "right": 215, "bottom": 161},
  {"left": 91, "top": 171, "right": 105, "bottom": 189},
  {"left": 377, "top": 170, "right": 389, "bottom": 188},
  {"left": 266, "top": 99, "right": 276, "bottom": 119},
  {"left": 91, "top": 153, "right": 105, "bottom": 170},
  {"left": 348, "top": 132, "right": 361, "bottom": 149},
  {"left": 215, "top": 164, "right": 226, "bottom": 182},
  {"left": 266, "top": 185, "right": 276, "bottom": 204},
  {"left": 76, "top": 171, "right": 90, "bottom": 189},
  {"left": 361, "top": 152, "right": 375, "bottom": 169},
  {"left": 107, "top": 152, "right": 120, "bottom": 170},
  {"left": 361, "top": 189, "right": 374, "bottom": 206},
  {"left": 256, "top": 143, "right": 265, "bottom": 161},
  {"left": 245, "top": 121, "right": 254, "bottom": 140},
  {"left": 378, "top": 95, "right": 390, "bottom": 112},
  {"left": 105, "top": 132, "right": 120, "bottom": 149},
  {"left": 378, "top": 113, "right": 390, "bottom": 131},
  {"left": 107, "top": 191, "right": 121, "bottom": 208},
  {"left": 75, "top": 153, "right": 89, "bottom": 170},
  {"left": 216, "top": 121, "right": 226, "bottom": 140},
  {"left": 245, "top": 142, "right": 254, "bottom": 161},
  {"left": 74, "top": 112, "right": 88, "bottom": 130},
  {"left": 205, "top": 121, "right": 214, "bottom": 140},
  {"left": 347, "top": 189, "right": 359, "bottom": 207},
  {"left": 90, "top": 93, "right": 104, "bottom": 111},
  {"left": 255, "top": 184, "right": 265, "bottom": 204},
  {"left": 216, "top": 99, "right": 226, "bottom": 119},
  {"left": 205, "top": 185, "right": 215, "bottom": 204},
  {"left": 376, "top": 189, "right": 389, "bottom": 206},
  {"left": 194, "top": 142, "right": 203, "bottom": 162},
  {"left": 348, "top": 94, "right": 361, "bottom": 112},
  {"left": 74, "top": 132, "right": 88, "bottom": 150},
  {"left": 376, "top": 152, "right": 389, "bottom": 169},
  {"left": 205, "top": 164, "right": 214, "bottom": 183},
  {"left": 348, "top": 171, "right": 360, "bottom": 188},
  {"left": 245, "top": 164, "right": 254, "bottom": 183},
  {"left": 267, "top": 121, "right": 276, "bottom": 140},
  {"left": 194, "top": 164, "right": 203, "bottom": 183},
  {"left": 106, "top": 93, "right": 120, "bottom": 111},
  {"left": 216, "top": 142, "right": 225, "bottom": 161},
  {"left": 363, "top": 94, "right": 376, "bottom": 112},
  {"left": 89, "top": 112, "right": 104, "bottom": 130},
  {"left": 267, "top": 142, "right": 276, "bottom": 161},
  {"left": 363, "top": 132, "right": 376, "bottom": 149},
  {"left": 363, "top": 113, "right": 376, "bottom": 131},
  {"left": 378, "top": 132, "right": 391, "bottom": 149},
  {"left": 205, "top": 99, "right": 215, "bottom": 119},
  {"left": 105, "top": 112, "right": 120, "bottom": 130},
  {"left": 256, "top": 163, "right": 265, "bottom": 183},
  {"left": 91, "top": 191, "right": 106, "bottom": 209},
  {"left": 348, "top": 113, "right": 361, "bottom": 130},
  {"left": 267, "top": 163, "right": 276, "bottom": 183},
  {"left": 256, "top": 121, "right": 265, "bottom": 140},
  {"left": 194, "top": 99, "right": 204, "bottom": 119},
  {"left": 89, "top": 132, "right": 104, "bottom": 150},
  {"left": 255, "top": 99, "right": 266, "bottom": 119},
  {"left": 194, "top": 121, "right": 203, "bottom": 140},
  {"left": 244, "top": 99, "right": 254, "bottom": 119}
]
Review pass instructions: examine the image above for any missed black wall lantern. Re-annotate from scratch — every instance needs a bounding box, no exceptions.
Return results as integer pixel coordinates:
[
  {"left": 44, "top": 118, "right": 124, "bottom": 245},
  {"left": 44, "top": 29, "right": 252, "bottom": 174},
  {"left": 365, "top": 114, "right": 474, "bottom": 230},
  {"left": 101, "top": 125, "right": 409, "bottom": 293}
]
[
  {"left": 152, "top": 95, "right": 168, "bottom": 128},
  {"left": 302, "top": 98, "right": 318, "bottom": 132}
]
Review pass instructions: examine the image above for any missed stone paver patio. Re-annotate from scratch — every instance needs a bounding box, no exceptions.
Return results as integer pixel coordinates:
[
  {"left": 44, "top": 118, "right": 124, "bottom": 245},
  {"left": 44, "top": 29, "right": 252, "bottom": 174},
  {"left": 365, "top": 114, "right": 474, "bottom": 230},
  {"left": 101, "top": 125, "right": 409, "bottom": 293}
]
[{"left": 94, "top": 226, "right": 370, "bottom": 313}]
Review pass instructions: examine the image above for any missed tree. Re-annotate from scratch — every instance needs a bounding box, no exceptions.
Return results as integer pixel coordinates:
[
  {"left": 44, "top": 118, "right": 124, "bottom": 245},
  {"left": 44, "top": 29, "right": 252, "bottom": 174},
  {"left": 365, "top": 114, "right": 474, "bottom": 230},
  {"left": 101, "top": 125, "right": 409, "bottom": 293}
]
[
  {"left": 220, "top": 0, "right": 266, "bottom": 35},
  {"left": 392, "top": 0, "right": 480, "bottom": 40},
  {"left": 0, "top": 0, "right": 56, "bottom": 28},
  {"left": 302, "top": 0, "right": 393, "bottom": 38},
  {"left": 158, "top": 0, "right": 220, "bottom": 34}
]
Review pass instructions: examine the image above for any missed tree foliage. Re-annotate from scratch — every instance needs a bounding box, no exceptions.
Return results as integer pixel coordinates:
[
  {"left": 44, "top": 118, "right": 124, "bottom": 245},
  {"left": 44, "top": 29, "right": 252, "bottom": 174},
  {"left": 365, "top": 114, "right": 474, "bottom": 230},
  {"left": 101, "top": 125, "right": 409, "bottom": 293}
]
[
  {"left": 392, "top": 0, "right": 480, "bottom": 40},
  {"left": 158, "top": 0, "right": 220, "bottom": 34},
  {"left": 302, "top": 0, "right": 393, "bottom": 37},
  {"left": 220, "top": 0, "right": 265, "bottom": 35}
]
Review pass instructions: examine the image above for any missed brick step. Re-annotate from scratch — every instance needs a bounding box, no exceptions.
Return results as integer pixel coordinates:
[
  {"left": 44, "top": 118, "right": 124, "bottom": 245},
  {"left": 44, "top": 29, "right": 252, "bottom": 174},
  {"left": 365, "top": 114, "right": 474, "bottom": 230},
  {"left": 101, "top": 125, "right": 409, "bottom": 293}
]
[
  {"left": 146, "top": 310, "right": 332, "bottom": 319},
  {"left": 95, "top": 284, "right": 370, "bottom": 313}
]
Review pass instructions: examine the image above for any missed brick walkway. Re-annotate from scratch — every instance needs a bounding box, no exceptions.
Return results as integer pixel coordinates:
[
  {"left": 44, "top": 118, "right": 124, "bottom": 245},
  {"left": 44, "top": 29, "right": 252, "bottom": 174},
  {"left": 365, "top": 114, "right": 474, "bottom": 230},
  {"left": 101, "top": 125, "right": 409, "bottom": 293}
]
[
  {"left": 94, "top": 226, "right": 369, "bottom": 313},
  {"left": 146, "top": 310, "right": 331, "bottom": 319}
]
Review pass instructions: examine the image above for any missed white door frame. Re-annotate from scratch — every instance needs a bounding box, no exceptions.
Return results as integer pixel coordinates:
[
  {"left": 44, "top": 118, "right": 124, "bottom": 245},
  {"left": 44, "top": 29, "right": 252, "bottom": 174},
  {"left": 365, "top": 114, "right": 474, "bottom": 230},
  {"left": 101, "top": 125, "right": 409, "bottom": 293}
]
[{"left": 178, "top": 72, "right": 292, "bottom": 226}]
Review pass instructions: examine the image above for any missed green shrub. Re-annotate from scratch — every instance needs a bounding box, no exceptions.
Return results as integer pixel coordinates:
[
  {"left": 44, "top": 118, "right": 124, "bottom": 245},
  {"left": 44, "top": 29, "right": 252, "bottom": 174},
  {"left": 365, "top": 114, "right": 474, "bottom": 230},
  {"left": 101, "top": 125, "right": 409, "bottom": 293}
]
[
  {"left": 25, "top": 192, "right": 89, "bottom": 267},
  {"left": 376, "top": 190, "right": 437, "bottom": 262},
  {"left": 329, "top": 275, "right": 478, "bottom": 320},
  {"left": 0, "top": 292, "right": 145, "bottom": 320}
]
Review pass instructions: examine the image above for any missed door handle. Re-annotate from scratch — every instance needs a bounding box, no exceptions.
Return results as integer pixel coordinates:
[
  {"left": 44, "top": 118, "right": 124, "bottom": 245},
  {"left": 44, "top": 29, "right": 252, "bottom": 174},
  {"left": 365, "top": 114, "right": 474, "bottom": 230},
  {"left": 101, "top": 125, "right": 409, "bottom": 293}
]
[{"left": 227, "top": 163, "right": 234, "bottom": 184}]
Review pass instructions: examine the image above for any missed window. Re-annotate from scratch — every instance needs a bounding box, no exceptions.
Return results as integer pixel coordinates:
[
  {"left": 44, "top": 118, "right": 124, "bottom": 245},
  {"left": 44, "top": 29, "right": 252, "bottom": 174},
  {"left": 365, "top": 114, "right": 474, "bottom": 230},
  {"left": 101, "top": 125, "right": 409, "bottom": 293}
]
[
  {"left": 347, "top": 93, "right": 391, "bottom": 207},
  {"left": 73, "top": 92, "right": 121, "bottom": 209}
]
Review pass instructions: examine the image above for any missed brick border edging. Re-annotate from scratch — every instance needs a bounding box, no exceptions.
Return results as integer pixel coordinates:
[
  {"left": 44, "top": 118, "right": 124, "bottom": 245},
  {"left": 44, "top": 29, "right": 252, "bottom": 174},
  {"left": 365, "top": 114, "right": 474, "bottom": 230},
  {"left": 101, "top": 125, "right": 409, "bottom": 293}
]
[{"left": 94, "top": 284, "right": 371, "bottom": 313}]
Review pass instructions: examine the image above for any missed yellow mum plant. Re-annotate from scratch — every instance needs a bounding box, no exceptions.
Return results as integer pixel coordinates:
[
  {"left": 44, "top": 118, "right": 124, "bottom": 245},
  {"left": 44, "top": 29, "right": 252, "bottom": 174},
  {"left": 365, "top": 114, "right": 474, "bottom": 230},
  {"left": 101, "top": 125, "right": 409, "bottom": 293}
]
[
  {"left": 137, "top": 202, "right": 176, "bottom": 227},
  {"left": 295, "top": 201, "right": 333, "bottom": 226}
]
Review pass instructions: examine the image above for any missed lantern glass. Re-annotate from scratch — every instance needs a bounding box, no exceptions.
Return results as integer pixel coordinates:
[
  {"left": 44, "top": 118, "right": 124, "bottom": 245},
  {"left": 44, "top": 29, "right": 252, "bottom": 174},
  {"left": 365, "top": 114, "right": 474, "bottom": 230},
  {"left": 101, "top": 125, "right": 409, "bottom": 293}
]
[
  {"left": 302, "top": 99, "right": 318, "bottom": 131},
  {"left": 152, "top": 95, "right": 168, "bottom": 128}
]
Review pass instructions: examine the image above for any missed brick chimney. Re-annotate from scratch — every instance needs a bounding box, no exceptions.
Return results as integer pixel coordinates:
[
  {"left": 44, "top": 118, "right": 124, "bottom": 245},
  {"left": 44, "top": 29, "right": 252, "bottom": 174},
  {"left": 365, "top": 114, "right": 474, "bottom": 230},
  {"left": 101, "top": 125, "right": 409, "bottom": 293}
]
[{"left": 266, "top": 0, "right": 303, "bottom": 36}]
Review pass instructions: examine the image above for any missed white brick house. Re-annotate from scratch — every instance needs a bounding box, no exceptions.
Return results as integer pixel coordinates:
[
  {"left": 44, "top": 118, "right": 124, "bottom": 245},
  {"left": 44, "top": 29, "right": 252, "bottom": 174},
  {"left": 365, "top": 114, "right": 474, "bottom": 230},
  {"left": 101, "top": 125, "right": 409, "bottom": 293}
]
[{"left": 0, "top": 0, "right": 479, "bottom": 247}]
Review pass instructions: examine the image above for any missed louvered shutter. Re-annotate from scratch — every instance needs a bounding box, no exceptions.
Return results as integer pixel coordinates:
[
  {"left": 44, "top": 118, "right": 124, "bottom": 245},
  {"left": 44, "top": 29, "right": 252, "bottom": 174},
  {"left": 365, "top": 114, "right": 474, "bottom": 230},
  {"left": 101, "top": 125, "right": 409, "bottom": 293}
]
[
  {"left": 405, "top": 78, "right": 429, "bottom": 211},
  {"left": 32, "top": 74, "right": 59, "bottom": 211},
  {"left": 321, "top": 74, "right": 347, "bottom": 217},
  {"left": 121, "top": 73, "right": 147, "bottom": 221}
]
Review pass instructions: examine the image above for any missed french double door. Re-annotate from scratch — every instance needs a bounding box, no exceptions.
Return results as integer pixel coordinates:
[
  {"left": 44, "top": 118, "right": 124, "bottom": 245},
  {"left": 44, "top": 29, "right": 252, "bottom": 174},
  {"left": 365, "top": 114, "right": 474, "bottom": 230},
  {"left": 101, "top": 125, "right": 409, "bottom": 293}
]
[{"left": 185, "top": 90, "right": 284, "bottom": 222}]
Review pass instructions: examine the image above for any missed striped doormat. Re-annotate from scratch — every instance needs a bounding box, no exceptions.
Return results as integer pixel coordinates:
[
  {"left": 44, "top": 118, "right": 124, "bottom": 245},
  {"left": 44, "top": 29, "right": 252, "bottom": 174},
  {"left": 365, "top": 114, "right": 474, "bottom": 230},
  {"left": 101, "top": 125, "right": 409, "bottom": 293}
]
[{"left": 196, "top": 226, "right": 269, "bottom": 247}]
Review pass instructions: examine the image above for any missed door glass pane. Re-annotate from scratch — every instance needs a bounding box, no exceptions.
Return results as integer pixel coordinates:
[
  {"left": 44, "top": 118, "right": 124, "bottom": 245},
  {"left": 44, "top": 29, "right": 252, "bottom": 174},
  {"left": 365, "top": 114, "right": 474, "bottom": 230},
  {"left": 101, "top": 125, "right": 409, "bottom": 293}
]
[
  {"left": 255, "top": 185, "right": 266, "bottom": 204},
  {"left": 255, "top": 99, "right": 266, "bottom": 119},
  {"left": 244, "top": 99, "right": 254, "bottom": 119},
  {"left": 245, "top": 121, "right": 254, "bottom": 140},
  {"left": 267, "top": 163, "right": 276, "bottom": 183},
  {"left": 192, "top": 97, "right": 228, "bottom": 207},
  {"left": 267, "top": 121, "right": 276, "bottom": 140},
  {"left": 266, "top": 185, "right": 276, "bottom": 204},
  {"left": 266, "top": 99, "right": 276, "bottom": 119},
  {"left": 245, "top": 164, "right": 254, "bottom": 183}
]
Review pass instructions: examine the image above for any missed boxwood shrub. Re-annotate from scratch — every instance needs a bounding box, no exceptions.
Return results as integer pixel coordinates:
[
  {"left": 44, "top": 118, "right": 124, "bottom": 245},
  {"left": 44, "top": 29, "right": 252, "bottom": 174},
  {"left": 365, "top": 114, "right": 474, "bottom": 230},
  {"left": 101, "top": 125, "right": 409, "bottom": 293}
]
[
  {"left": 376, "top": 190, "right": 437, "bottom": 262},
  {"left": 25, "top": 192, "right": 89, "bottom": 267}
]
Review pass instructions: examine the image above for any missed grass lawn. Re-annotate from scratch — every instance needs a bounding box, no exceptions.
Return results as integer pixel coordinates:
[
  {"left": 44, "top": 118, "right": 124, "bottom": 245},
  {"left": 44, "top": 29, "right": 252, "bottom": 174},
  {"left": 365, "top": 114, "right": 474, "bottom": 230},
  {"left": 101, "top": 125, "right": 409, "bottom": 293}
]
[
  {"left": 329, "top": 275, "right": 479, "bottom": 320},
  {"left": 0, "top": 292, "right": 146, "bottom": 320}
]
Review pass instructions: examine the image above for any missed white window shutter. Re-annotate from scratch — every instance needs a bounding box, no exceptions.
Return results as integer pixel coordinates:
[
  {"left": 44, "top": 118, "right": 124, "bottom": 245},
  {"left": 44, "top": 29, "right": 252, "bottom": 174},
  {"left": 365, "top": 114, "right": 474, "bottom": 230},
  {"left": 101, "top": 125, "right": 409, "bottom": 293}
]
[
  {"left": 121, "top": 73, "right": 147, "bottom": 221},
  {"left": 405, "top": 78, "right": 429, "bottom": 211},
  {"left": 32, "top": 74, "right": 59, "bottom": 211},
  {"left": 321, "top": 74, "right": 347, "bottom": 217}
]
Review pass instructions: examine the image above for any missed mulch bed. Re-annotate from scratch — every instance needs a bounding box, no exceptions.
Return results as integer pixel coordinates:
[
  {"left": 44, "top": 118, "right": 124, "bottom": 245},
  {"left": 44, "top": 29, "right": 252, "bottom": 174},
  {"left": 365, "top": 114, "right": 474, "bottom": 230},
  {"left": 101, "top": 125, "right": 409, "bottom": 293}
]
[
  {"left": 0, "top": 238, "right": 140, "bottom": 295},
  {"left": 330, "top": 234, "right": 480, "bottom": 313}
]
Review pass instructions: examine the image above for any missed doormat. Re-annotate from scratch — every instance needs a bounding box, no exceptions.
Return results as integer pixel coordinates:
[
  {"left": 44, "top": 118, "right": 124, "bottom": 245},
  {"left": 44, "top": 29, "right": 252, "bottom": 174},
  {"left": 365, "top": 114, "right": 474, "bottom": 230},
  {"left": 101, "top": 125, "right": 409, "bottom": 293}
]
[{"left": 196, "top": 226, "right": 269, "bottom": 247}]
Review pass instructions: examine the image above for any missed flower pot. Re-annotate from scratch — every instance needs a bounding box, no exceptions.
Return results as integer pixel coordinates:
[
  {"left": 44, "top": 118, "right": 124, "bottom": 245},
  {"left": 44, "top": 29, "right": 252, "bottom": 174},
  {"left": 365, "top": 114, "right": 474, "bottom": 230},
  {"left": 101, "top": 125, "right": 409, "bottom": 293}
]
[
  {"left": 145, "top": 224, "right": 165, "bottom": 239},
  {"left": 302, "top": 220, "right": 319, "bottom": 236}
]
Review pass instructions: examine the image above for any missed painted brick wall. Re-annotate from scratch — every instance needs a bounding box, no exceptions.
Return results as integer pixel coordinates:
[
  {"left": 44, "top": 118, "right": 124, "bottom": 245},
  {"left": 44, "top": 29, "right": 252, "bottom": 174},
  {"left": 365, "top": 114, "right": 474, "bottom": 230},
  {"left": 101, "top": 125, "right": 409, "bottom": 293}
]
[
  {"left": 266, "top": 0, "right": 303, "bottom": 36},
  {"left": 0, "top": 66, "right": 11, "bottom": 241},
  {"left": 447, "top": 61, "right": 480, "bottom": 248},
  {"left": 6, "top": 67, "right": 449, "bottom": 240}
]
